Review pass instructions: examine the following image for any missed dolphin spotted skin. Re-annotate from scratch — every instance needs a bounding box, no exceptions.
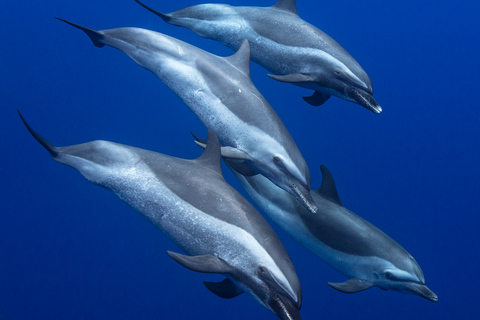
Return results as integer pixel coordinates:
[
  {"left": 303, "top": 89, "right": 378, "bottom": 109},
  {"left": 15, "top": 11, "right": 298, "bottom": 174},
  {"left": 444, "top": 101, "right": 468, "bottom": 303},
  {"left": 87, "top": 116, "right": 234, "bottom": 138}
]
[
  {"left": 58, "top": 19, "right": 317, "bottom": 215},
  {"left": 19, "top": 111, "right": 303, "bottom": 320},
  {"left": 229, "top": 164, "right": 437, "bottom": 301},
  {"left": 195, "top": 134, "right": 437, "bottom": 302},
  {"left": 135, "top": 0, "right": 381, "bottom": 114}
]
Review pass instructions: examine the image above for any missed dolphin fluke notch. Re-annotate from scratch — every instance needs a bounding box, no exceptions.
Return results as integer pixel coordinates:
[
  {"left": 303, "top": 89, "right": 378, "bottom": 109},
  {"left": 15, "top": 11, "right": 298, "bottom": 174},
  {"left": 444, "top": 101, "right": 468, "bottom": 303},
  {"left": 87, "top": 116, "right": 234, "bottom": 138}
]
[
  {"left": 134, "top": 0, "right": 172, "bottom": 22},
  {"left": 328, "top": 278, "right": 374, "bottom": 293},
  {"left": 18, "top": 110, "right": 58, "bottom": 157},
  {"left": 167, "top": 251, "right": 233, "bottom": 274},
  {"left": 204, "top": 278, "right": 244, "bottom": 299},
  {"left": 56, "top": 18, "right": 105, "bottom": 48}
]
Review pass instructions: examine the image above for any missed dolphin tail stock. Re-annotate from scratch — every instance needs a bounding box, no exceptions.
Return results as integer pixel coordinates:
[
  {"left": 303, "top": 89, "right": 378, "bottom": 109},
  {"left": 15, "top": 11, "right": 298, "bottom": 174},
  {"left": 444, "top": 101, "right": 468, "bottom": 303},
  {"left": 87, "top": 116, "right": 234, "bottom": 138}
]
[
  {"left": 134, "top": 0, "right": 172, "bottom": 22},
  {"left": 17, "top": 110, "right": 59, "bottom": 158},
  {"left": 55, "top": 17, "right": 105, "bottom": 48}
]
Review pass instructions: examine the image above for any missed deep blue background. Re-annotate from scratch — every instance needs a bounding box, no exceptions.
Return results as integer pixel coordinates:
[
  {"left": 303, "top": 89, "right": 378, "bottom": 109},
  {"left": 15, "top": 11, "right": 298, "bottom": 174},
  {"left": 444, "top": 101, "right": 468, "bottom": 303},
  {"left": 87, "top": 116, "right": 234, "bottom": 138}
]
[{"left": 2, "top": 0, "right": 479, "bottom": 319}]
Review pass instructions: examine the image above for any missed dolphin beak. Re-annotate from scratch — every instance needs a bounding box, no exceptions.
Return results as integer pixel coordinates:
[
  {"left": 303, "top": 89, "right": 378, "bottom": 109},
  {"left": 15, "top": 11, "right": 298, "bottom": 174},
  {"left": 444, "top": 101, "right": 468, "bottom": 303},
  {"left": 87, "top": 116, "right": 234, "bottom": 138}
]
[
  {"left": 271, "top": 293, "right": 302, "bottom": 320},
  {"left": 291, "top": 183, "right": 318, "bottom": 214},
  {"left": 404, "top": 282, "right": 438, "bottom": 302},
  {"left": 347, "top": 87, "right": 382, "bottom": 114}
]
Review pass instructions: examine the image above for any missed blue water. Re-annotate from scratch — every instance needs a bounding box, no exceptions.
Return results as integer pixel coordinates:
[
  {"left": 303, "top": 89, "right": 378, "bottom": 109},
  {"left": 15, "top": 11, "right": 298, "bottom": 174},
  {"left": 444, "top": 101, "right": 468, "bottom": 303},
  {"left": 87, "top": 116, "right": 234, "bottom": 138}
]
[{"left": 1, "top": 0, "right": 479, "bottom": 319}]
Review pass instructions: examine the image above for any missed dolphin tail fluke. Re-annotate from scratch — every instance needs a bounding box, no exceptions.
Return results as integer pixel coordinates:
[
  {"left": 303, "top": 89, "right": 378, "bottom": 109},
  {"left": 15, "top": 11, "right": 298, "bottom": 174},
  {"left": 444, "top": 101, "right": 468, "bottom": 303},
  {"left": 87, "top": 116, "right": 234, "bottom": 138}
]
[
  {"left": 18, "top": 110, "right": 59, "bottom": 157},
  {"left": 56, "top": 17, "right": 105, "bottom": 48},
  {"left": 134, "top": 0, "right": 172, "bottom": 22},
  {"left": 203, "top": 278, "right": 243, "bottom": 299}
]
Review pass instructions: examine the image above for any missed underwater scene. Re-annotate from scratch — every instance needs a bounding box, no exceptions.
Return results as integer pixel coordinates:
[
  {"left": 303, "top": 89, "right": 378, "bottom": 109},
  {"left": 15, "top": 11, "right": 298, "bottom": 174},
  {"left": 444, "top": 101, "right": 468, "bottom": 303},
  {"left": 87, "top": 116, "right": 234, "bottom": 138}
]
[{"left": 1, "top": 0, "right": 479, "bottom": 319}]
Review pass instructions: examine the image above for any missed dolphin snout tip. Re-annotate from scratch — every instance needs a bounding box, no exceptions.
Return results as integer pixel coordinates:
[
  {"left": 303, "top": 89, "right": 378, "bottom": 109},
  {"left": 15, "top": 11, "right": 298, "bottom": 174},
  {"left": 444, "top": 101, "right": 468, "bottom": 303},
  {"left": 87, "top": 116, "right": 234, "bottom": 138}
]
[
  {"left": 427, "top": 292, "right": 438, "bottom": 302},
  {"left": 372, "top": 104, "right": 382, "bottom": 114}
]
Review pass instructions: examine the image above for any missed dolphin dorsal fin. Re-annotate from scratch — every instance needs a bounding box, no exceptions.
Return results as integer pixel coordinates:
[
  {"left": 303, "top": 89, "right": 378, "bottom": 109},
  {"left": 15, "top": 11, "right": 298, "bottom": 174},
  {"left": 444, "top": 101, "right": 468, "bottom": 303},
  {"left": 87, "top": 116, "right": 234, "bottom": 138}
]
[
  {"left": 224, "top": 39, "right": 251, "bottom": 78},
  {"left": 314, "top": 165, "right": 343, "bottom": 206},
  {"left": 272, "top": 0, "right": 299, "bottom": 16},
  {"left": 195, "top": 130, "right": 223, "bottom": 177}
]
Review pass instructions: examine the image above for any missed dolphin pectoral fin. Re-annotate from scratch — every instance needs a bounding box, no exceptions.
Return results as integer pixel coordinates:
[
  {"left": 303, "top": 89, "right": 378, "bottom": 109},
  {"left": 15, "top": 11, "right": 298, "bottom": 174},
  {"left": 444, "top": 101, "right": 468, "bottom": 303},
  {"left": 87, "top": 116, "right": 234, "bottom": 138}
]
[
  {"left": 302, "top": 91, "right": 331, "bottom": 106},
  {"left": 268, "top": 73, "right": 315, "bottom": 84},
  {"left": 191, "top": 132, "right": 252, "bottom": 161},
  {"left": 134, "top": 0, "right": 172, "bottom": 23},
  {"left": 313, "top": 165, "right": 343, "bottom": 206},
  {"left": 203, "top": 278, "right": 243, "bottom": 299},
  {"left": 167, "top": 251, "right": 232, "bottom": 274},
  {"left": 55, "top": 18, "right": 105, "bottom": 48},
  {"left": 328, "top": 278, "right": 374, "bottom": 293},
  {"left": 226, "top": 160, "right": 259, "bottom": 177}
]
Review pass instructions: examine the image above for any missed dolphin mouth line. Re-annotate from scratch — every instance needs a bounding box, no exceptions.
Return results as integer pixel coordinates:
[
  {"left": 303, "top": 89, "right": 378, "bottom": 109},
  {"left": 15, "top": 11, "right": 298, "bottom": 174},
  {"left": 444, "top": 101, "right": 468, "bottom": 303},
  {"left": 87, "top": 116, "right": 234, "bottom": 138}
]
[
  {"left": 405, "top": 283, "right": 438, "bottom": 302},
  {"left": 291, "top": 183, "right": 317, "bottom": 214},
  {"left": 349, "top": 87, "right": 382, "bottom": 114}
]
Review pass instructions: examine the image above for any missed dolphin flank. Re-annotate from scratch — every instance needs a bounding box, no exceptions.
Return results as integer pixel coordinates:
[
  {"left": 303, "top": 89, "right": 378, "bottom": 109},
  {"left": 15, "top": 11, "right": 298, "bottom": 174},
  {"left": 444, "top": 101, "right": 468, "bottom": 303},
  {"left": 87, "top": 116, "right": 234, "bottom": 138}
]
[
  {"left": 193, "top": 134, "right": 437, "bottom": 302},
  {"left": 57, "top": 17, "right": 318, "bottom": 214},
  {"left": 135, "top": 0, "right": 381, "bottom": 113},
  {"left": 19, "top": 110, "right": 303, "bottom": 320}
]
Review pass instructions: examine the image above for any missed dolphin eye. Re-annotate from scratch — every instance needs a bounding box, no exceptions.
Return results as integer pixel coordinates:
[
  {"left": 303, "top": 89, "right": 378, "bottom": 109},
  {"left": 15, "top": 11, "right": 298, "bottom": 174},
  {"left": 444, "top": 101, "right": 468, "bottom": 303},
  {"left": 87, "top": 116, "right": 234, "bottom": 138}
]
[
  {"left": 385, "top": 271, "right": 393, "bottom": 279},
  {"left": 258, "top": 266, "right": 265, "bottom": 273},
  {"left": 335, "top": 70, "right": 341, "bottom": 75},
  {"left": 273, "top": 156, "right": 281, "bottom": 165}
]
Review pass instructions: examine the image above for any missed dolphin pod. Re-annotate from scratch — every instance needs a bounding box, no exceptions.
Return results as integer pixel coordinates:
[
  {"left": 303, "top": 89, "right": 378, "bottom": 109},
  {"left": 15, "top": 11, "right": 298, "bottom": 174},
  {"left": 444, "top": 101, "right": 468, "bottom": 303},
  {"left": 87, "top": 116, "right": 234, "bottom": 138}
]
[
  {"left": 19, "top": 1, "right": 436, "bottom": 318},
  {"left": 19, "top": 111, "right": 303, "bottom": 320},
  {"left": 57, "top": 18, "right": 318, "bottom": 215},
  {"left": 193, "top": 135, "right": 437, "bottom": 302},
  {"left": 134, "top": 0, "right": 382, "bottom": 114}
]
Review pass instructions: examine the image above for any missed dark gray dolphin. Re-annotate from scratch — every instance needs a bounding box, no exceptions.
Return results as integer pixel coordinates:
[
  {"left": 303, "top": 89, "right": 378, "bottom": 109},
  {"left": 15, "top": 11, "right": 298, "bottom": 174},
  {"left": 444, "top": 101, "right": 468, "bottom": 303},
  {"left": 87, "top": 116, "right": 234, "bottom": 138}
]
[
  {"left": 135, "top": 0, "right": 381, "bottom": 113},
  {"left": 19, "top": 111, "right": 302, "bottom": 320},
  {"left": 58, "top": 18, "right": 317, "bottom": 215},
  {"left": 194, "top": 135, "right": 436, "bottom": 301}
]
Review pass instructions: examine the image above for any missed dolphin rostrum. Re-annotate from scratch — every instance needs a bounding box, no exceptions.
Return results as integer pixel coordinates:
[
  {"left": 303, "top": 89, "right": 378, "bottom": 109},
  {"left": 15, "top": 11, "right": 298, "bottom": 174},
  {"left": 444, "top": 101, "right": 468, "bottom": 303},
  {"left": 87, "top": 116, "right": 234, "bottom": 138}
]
[
  {"left": 58, "top": 18, "right": 317, "bottom": 215},
  {"left": 19, "top": 111, "right": 303, "bottom": 320},
  {"left": 135, "top": 0, "right": 381, "bottom": 114},
  {"left": 194, "top": 135, "right": 437, "bottom": 301}
]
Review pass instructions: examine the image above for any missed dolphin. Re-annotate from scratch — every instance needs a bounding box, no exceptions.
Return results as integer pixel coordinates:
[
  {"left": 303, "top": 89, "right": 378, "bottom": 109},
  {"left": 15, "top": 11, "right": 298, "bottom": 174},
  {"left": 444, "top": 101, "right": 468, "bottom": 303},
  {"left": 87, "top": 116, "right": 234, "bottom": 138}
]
[
  {"left": 135, "top": 0, "right": 381, "bottom": 114},
  {"left": 18, "top": 111, "right": 303, "bottom": 320},
  {"left": 193, "top": 135, "right": 437, "bottom": 301},
  {"left": 58, "top": 19, "right": 317, "bottom": 215}
]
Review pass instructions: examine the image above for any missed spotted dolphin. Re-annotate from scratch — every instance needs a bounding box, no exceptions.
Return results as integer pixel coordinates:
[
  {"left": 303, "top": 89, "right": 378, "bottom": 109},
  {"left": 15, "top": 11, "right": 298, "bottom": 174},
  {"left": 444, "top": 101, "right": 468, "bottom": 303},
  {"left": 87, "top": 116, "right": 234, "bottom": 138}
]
[
  {"left": 135, "top": 0, "right": 381, "bottom": 113},
  {"left": 58, "top": 19, "right": 317, "bottom": 215},
  {"left": 19, "top": 111, "right": 303, "bottom": 320},
  {"left": 195, "top": 135, "right": 436, "bottom": 301}
]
